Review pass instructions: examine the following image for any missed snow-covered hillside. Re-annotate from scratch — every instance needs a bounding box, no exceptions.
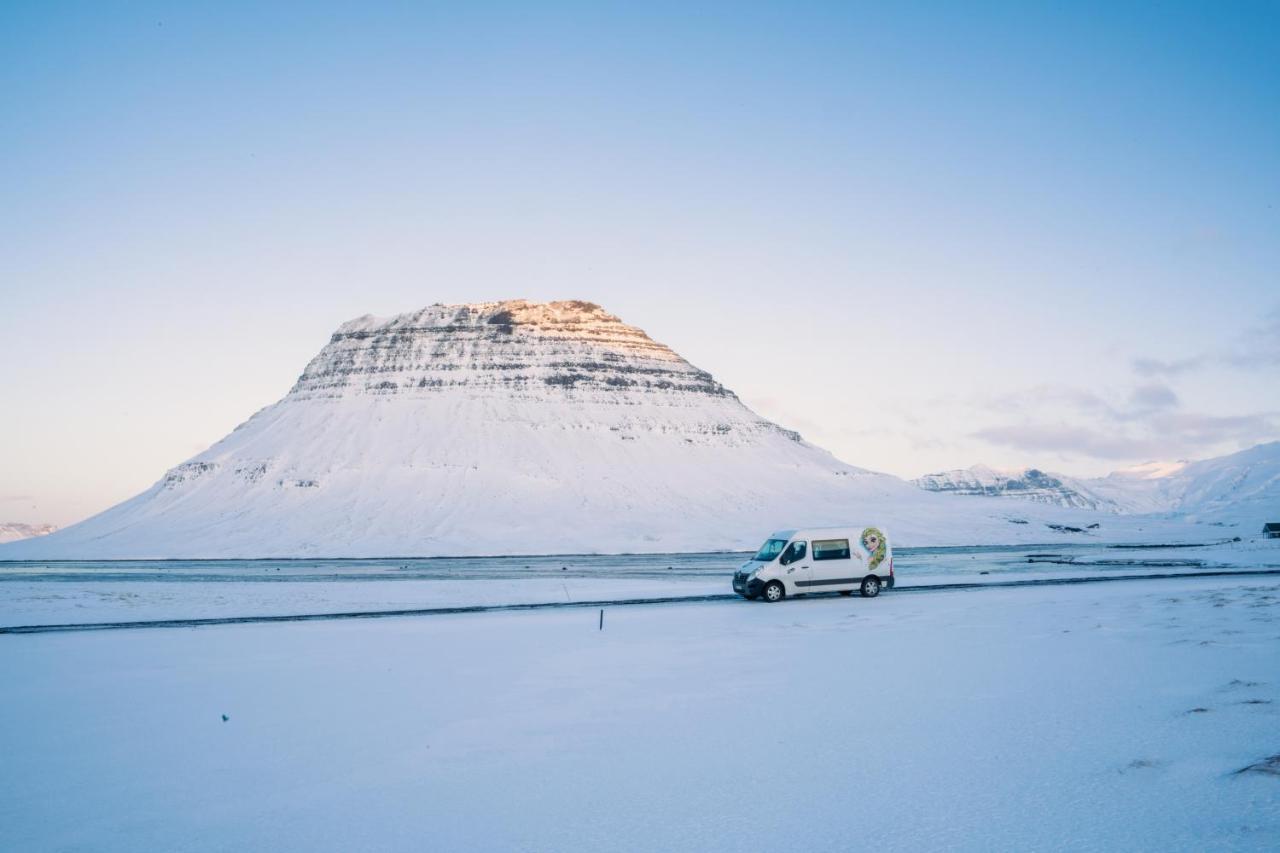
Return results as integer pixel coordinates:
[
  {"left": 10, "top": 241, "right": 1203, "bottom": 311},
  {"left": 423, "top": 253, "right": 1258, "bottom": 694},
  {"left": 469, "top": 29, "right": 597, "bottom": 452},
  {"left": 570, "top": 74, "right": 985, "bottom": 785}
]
[
  {"left": 1162, "top": 441, "right": 1280, "bottom": 530},
  {"left": 917, "top": 442, "right": 1280, "bottom": 533},
  {"left": 1085, "top": 460, "right": 1192, "bottom": 515},
  {"left": 913, "top": 466, "right": 1117, "bottom": 511},
  {"left": 0, "top": 300, "right": 1204, "bottom": 559}
]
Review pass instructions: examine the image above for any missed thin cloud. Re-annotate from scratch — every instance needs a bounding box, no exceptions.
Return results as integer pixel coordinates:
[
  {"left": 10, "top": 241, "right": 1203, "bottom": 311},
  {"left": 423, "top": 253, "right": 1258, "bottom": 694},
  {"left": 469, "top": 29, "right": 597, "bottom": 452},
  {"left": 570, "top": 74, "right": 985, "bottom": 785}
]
[
  {"left": 973, "top": 411, "right": 1279, "bottom": 461},
  {"left": 984, "top": 385, "right": 1118, "bottom": 418},
  {"left": 1127, "top": 383, "right": 1179, "bottom": 412},
  {"left": 1224, "top": 306, "right": 1280, "bottom": 369},
  {"left": 1145, "top": 411, "right": 1279, "bottom": 446},
  {"left": 970, "top": 375, "right": 1277, "bottom": 463},
  {"left": 1132, "top": 356, "right": 1205, "bottom": 378},
  {"left": 971, "top": 424, "right": 1161, "bottom": 460},
  {"left": 1132, "top": 306, "right": 1280, "bottom": 377}
]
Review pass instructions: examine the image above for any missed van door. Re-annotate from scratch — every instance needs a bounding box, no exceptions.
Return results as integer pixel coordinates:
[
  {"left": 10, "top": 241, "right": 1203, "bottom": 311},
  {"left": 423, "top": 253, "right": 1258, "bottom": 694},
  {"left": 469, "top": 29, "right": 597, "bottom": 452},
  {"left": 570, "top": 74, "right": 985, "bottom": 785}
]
[
  {"left": 777, "top": 540, "right": 811, "bottom": 591},
  {"left": 807, "top": 538, "right": 859, "bottom": 590}
]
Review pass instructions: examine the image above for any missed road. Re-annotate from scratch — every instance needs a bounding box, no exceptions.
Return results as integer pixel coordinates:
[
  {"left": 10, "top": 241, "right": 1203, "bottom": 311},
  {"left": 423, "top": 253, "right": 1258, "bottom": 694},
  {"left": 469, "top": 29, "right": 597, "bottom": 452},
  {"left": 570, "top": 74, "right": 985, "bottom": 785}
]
[{"left": 4, "top": 567, "right": 1279, "bottom": 634}]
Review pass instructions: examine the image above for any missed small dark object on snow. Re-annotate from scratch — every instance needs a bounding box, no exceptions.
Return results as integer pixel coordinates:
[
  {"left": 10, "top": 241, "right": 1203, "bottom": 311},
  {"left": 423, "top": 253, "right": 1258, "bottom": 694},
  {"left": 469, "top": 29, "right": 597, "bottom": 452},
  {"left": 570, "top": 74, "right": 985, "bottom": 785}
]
[
  {"left": 980, "top": 571, "right": 989, "bottom": 575},
  {"left": 1087, "top": 523, "right": 1100, "bottom": 529},
  {"left": 561, "top": 566, "right": 567, "bottom": 571},
  {"left": 1187, "top": 707, "right": 1211, "bottom": 714},
  {"left": 1234, "top": 754, "right": 1280, "bottom": 777},
  {"left": 221, "top": 714, "right": 229, "bottom": 722}
]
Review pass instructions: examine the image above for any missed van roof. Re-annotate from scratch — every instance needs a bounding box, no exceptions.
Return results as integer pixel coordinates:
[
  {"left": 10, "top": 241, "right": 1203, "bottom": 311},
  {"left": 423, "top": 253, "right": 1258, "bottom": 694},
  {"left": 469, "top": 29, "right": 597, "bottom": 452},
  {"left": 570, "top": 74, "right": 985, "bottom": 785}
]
[{"left": 769, "top": 526, "right": 889, "bottom": 541}]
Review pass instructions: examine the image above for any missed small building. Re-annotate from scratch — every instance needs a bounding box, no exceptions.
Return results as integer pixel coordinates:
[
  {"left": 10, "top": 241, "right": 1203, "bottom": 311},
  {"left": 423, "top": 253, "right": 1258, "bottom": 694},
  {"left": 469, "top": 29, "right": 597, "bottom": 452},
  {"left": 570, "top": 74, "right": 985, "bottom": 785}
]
[{"left": 1265, "top": 523, "right": 1280, "bottom": 539}]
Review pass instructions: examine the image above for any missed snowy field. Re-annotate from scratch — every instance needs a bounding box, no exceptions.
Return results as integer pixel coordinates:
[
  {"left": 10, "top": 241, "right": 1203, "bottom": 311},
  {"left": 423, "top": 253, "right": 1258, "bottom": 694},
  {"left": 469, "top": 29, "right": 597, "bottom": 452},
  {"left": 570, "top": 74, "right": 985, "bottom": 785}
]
[
  {"left": 2, "top": 574, "right": 1279, "bottom": 851},
  {"left": 4, "top": 540, "right": 1278, "bottom": 628}
]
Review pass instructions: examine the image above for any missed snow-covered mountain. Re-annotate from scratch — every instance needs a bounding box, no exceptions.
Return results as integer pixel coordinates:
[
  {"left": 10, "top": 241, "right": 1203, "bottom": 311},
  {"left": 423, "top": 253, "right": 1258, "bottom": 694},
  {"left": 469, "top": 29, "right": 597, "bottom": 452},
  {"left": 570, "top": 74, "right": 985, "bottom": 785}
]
[
  {"left": 915, "top": 442, "right": 1280, "bottom": 533},
  {"left": 0, "top": 300, "right": 1199, "bottom": 559},
  {"left": 0, "top": 523, "right": 57, "bottom": 544},
  {"left": 1156, "top": 442, "right": 1280, "bottom": 530},
  {"left": 912, "top": 466, "right": 1118, "bottom": 511},
  {"left": 1084, "top": 460, "right": 1191, "bottom": 515}
]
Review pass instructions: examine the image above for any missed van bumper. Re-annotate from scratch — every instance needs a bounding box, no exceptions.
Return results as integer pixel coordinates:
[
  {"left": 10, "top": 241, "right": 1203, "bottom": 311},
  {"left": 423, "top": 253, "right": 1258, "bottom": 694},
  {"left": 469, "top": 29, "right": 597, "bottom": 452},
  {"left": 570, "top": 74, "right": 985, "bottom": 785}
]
[{"left": 733, "top": 575, "right": 765, "bottom": 597}]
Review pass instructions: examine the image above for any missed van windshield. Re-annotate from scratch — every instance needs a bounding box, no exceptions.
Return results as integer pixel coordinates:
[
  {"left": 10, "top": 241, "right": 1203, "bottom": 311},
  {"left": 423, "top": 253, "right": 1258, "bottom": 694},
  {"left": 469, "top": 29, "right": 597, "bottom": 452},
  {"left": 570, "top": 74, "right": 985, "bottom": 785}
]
[{"left": 753, "top": 539, "right": 789, "bottom": 562}]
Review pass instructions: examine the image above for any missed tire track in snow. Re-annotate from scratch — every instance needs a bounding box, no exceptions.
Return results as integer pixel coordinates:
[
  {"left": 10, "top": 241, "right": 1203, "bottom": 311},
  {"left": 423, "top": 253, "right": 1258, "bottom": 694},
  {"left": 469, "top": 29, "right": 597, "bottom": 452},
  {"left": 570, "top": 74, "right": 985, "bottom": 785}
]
[{"left": 3, "top": 568, "right": 1280, "bottom": 635}]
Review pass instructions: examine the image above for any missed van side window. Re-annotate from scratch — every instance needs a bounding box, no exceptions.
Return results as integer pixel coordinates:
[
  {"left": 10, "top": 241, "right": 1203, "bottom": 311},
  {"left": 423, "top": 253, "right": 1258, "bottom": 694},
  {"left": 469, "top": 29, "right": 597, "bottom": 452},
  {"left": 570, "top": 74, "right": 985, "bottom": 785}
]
[
  {"left": 779, "top": 541, "right": 807, "bottom": 565},
  {"left": 812, "top": 539, "right": 851, "bottom": 561}
]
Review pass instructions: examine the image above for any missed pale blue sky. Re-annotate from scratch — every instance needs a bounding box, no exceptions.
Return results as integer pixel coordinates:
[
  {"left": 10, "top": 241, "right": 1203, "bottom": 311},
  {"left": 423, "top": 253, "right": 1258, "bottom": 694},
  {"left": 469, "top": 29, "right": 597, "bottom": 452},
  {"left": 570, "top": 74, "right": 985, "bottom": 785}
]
[{"left": 3, "top": 1, "right": 1278, "bottom": 526}]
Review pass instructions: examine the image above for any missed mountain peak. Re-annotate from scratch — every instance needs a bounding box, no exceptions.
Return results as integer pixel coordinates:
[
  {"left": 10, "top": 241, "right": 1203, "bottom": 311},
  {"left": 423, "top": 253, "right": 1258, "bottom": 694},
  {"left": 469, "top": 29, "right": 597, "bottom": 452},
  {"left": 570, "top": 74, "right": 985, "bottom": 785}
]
[
  {"left": 290, "top": 299, "right": 720, "bottom": 402},
  {"left": 7, "top": 300, "right": 879, "bottom": 557},
  {"left": 1106, "top": 460, "right": 1189, "bottom": 481},
  {"left": 339, "top": 299, "right": 622, "bottom": 336},
  {"left": 913, "top": 465, "right": 1115, "bottom": 511}
]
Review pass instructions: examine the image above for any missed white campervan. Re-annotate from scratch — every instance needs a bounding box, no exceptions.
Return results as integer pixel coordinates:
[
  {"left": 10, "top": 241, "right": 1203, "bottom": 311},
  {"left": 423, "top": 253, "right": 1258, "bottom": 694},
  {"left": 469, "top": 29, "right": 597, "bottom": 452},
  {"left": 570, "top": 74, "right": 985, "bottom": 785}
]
[{"left": 733, "top": 526, "right": 893, "bottom": 602}]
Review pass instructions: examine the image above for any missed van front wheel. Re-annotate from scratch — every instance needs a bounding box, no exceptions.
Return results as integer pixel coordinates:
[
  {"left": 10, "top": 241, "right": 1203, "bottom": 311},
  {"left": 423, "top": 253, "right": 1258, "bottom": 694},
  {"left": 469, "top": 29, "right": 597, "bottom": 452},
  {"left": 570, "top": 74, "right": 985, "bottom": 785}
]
[
  {"left": 860, "top": 576, "right": 881, "bottom": 598},
  {"left": 763, "top": 581, "right": 785, "bottom": 603}
]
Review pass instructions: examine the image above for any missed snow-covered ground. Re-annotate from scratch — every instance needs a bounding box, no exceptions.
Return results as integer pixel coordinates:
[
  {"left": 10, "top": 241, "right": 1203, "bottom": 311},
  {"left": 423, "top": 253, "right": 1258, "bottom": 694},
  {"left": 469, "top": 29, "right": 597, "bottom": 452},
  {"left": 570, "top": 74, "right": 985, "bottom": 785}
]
[
  {"left": 2, "top": 574, "right": 1278, "bottom": 851},
  {"left": 4, "top": 541, "right": 1278, "bottom": 628}
]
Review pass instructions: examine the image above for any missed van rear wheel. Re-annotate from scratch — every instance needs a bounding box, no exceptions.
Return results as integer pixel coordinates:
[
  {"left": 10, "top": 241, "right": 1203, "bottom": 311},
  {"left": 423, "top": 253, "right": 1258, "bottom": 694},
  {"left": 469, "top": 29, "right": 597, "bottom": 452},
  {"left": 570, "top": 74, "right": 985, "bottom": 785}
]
[
  {"left": 762, "top": 581, "right": 785, "bottom": 603},
  {"left": 860, "top": 576, "right": 881, "bottom": 598}
]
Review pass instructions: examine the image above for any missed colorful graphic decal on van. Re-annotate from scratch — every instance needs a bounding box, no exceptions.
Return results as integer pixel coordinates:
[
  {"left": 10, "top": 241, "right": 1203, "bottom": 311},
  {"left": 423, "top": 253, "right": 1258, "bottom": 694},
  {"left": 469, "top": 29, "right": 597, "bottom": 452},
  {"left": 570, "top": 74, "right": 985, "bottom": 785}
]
[{"left": 861, "top": 527, "right": 886, "bottom": 572}]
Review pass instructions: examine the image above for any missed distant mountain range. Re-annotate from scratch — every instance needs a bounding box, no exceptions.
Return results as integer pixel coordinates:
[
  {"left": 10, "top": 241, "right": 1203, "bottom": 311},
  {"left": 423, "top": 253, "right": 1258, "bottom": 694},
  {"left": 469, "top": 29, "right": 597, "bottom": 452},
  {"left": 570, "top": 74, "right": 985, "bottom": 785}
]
[
  {"left": 914, "top": 441, "right": 1280, "bottom": 531},
  {"left": 0, "top": 300, "right": 1222, "bottom": 560},
  {"left": 0, "top": 523, "right": 58, "bottom": 544},
  {"left": 912, "top": 466, "right": 1118, "bottom": 512},
  {"left": 0, "top": 300, "right": 1273, "bottom": 559}
]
